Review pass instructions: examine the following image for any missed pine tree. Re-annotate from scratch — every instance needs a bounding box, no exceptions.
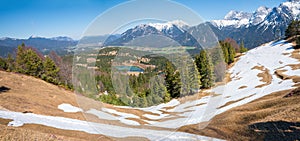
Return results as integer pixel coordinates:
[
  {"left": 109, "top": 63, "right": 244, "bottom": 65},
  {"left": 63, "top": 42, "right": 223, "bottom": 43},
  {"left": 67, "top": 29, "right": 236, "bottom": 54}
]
[
  {"left": 24, "top": 49, "right": 43, "bottom": 77},
  {"left": 285, "top": 20, "right": 300, "bottom": 38},
  {"left": 0, "top": 57, "right": 7, "bottom": 70},
  {"left": 6, "top": 53, "right": 14, "bottom": 72},
  {"left": 42, "top": 56, "right": 60, "bottom": 84},
  {"left": 165, "top": 61, "right": 181, "bottom": 98},
  {"left": 296, "top": 36, "right": 300, "bottom": 49},
  {"left": 149, "top": 75, "right": 169, "bottom": 104},
  {"left": 228, "top": 44, "right": 236, "bottom": 64},
  {"left": 220, "top": 42, "right": 229, "bottom": 64},
  {"left": 178, "top": 55, "right": 200, "bottom": 95},
  {"left": 240, "top": 41, "right": 248, "bottom": 53},
  {"left": 15, "top": 45, "right": 26, "bottom": 73},
  {"left": 195, "top": 50, "right": 214, "bottom": 89}
]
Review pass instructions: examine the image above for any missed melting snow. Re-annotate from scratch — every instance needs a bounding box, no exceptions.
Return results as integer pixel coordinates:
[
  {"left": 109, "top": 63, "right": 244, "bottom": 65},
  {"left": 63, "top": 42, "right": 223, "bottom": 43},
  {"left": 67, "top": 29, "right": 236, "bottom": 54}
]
[
  {"left": 1, "top": 40, "right": 299, "bottom": 140},
  {"left": 58, "top": 103, "right": 83, "bottom": 113},
  {"left": 0, "top": 110, "right": 222, "bottom": 141}
]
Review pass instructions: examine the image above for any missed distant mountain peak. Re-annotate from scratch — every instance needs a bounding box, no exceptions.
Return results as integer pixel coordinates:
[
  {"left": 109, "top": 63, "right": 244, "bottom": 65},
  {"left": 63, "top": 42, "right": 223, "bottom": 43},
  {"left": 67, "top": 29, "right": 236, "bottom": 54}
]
[
  {"left": 148, "top": 20, "right": 188, "bottom": 31},
  {"left": 50, "top": 36, "right": 74, "bottom": 42},
  {"left": 224, "top": 10, "right": 252, "bottom": 20}
]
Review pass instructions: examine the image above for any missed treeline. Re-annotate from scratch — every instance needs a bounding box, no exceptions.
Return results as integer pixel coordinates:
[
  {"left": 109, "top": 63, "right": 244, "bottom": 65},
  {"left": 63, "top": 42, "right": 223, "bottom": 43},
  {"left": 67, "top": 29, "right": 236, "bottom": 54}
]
[
  {"left": 285, "top": 20, "right": 300, "bottom": 48},
  {"left": 0, "top": 43, "right": 73, "bottom": 89}
]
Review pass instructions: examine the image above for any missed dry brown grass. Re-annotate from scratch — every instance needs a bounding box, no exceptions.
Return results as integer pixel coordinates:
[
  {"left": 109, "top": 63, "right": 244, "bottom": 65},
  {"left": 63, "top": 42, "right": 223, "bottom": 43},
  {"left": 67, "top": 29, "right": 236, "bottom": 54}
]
[
  {"left": 252, "top": 66, "right": 272, "bottom": 88},
  {"left": 238, "top": 86, "right": 247, "bottom": 89},
  {"left": 0, "top": 71, "right": 84, "bottom": 120},
  {"left": 275, "top": 69, "right": 300, "bottom": 83},
  {"left": 0, "top": 123, "right": 112, "bottom": 141},
  {"left": 217, "top": 94, "right": 255, "bottom": 109},
  {"left": 0, "top": 71, "right": 152, "bottom": 140},
  {"left": 179, "top": 88, "right": 300, "bottom": 140}
]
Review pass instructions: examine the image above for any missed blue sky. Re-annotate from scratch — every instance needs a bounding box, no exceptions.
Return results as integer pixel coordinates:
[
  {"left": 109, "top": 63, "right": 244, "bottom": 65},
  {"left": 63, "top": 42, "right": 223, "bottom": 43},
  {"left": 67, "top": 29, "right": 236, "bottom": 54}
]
[{"left": 0, "top": 0, "right": 285, "bottom": 39}]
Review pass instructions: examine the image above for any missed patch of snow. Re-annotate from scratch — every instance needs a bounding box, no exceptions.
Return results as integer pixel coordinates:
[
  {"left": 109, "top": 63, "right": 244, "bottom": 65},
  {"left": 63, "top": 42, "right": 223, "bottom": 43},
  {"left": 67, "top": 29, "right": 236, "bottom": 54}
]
[
  {"left": 119, "top": 118, "right": 140, "bottom": 126},
  {"left": 8, "top": 120, "right": 24, "bottom": 127},
  {"left": 143, "top": 114, "right": 168, "bottom": 120},
  {"left": 0, "top": 110, "right": 222, "bottom": 141},
  {"left": 280, "top": 65, "right": 300, "bottom": 76},
  {"left": 86, "top": 109, "right": 117, "bottom": 120},
  {"left": 114, "top": 40, "right": 300, "bottom": 129},
  {"left": 101, "top": 107, "right": 140, "bottom": 125},
  {"left": 58, "top": 103, "right": 83, "bottom": 113},
  {"left": 102, "top": 108, "right": 139, "bottom": 119}
]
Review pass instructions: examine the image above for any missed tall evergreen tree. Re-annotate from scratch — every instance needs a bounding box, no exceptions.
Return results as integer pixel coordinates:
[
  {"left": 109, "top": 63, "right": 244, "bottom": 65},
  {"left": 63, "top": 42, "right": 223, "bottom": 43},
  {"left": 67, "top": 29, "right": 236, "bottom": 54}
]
[
  {"left": 15, "top": 45, "right": 26, "bottom": 73},
  {"left": 178, "top": 55, "right": 200, "bottom": 96},
  {"left": 195, "top": 50, "right": 214, "bottom": 89},
  {"left": 240, "top": 40, "right": 248, "bottom": 53},
  {"left": 165, "top": 61, "right": 181, "bottom": 98},
  {"left": 285, "top": 20, "right": 300, "bottom": 38},
  {"left": 6, "top": 53, "right": 14, "bottom": 72},
  {"left": 0, "top": 57, "right": 7, "bottom": 70},
  {"left": 42, "top": 56, "right": 60, "bottom": 84},
  {"left": 228, "top": 44, "right": 236, "bottom": 64}
]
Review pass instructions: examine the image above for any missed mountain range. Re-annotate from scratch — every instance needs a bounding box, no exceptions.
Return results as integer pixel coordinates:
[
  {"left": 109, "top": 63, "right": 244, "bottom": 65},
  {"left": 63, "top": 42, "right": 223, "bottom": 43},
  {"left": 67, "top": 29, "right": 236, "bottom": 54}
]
[
  {"left": 0, "top": 0, "right": 299, "bottom": 56},
  {"left": 0, "top": 36, "right": 77, "bottom": 56},
  {"left": 105, "top": 0, "right": 300, "bottom": 49}
]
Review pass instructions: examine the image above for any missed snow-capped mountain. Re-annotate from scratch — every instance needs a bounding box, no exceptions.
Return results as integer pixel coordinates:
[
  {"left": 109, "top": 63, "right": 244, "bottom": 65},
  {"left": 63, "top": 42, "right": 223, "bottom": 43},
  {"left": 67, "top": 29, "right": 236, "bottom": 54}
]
[
  {"left": 209, "top": 0, "right": 300, "bottom": 49},
  {"left": 106, "top": 20, "right": 199, "bottom": 47},
  {"left": 212, "top": 0, "right": 299, "bottom": 29},
  {"left": 211, "top": 11, "right": 252, "bottom": 29},
  {"left": 106, "top": 0, "right": 299, "bottom": 49},
  {"left": 249, "top": 6, "right": 272, "bottom": 25},
  {"left": 148, "top": 20, "right": 189, "bottom": 32},
  {"left": 50, "top": 36, "right": 74, "bottom": 42}
]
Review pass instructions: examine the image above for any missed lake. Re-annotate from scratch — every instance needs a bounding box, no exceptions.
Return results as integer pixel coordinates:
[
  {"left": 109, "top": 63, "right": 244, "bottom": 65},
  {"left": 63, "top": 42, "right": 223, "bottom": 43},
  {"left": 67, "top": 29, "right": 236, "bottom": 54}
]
[{"left": 114, "top": 66, "right": 144, "bottom": 72}]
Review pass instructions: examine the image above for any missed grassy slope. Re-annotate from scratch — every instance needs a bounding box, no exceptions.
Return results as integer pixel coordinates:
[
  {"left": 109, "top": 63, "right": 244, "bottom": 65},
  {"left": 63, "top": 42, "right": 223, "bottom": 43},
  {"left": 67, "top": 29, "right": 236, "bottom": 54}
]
[
  {"left": 179, "top": 87, "right": 300, "bottom": 141},
  {"left": 0, "top": 71, "right": 148, "bottom": 141}
]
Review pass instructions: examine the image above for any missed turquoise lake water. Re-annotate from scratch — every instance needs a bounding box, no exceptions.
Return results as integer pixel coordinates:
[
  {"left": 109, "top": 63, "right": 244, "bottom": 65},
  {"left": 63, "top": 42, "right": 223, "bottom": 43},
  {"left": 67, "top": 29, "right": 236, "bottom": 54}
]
[{"left": 114, "top": 66, "right": 144, "bottom": 72}]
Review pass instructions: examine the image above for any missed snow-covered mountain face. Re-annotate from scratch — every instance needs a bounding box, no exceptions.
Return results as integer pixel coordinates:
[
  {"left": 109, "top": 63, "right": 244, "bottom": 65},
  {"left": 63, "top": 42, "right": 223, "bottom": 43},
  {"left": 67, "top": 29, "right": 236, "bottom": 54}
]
[
  {"left": 211, "top": 1, "right": 299, "bottom": 29},
  {"left": 106, "top": 20, "right": 199, "bottom": 47},
  {"left": 208, "top": 0, "right": 300, "bottom": 49},
  {"left": 106, "top": 1, "right": 299, "bottom": 49},
  {"left": 211, "top": 10, "right": 253, "bottom": 29},
  {"left": 50, "top": 36, "right": 74, "bottom": 42},
  {"left": 250, "top": 6, "right": 272, "bottom": 25}
]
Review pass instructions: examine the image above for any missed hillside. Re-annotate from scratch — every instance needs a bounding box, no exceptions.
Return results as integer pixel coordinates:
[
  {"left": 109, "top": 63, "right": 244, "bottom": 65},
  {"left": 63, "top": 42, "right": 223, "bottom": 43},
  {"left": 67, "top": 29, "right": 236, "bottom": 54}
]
[
  {"left": 179, "top": 88, "right": 300, "bottom": 140},
  {"left": 0, "top": 39, "right": 299, "bottom": 140}
]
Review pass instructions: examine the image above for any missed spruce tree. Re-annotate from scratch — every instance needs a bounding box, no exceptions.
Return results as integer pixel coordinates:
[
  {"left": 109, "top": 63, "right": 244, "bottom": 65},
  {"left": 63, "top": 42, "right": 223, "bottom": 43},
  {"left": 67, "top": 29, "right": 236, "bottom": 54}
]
[
  {"left": 24, "top": 49, "right": 43, "bottom": 77},
  {"left": 165, "top": 61, "right": 181, "bottom": 98},
  {"left": 6, "top": 53, "right": 14, "bottom": 72},
  {"left": 195, "top": 50, "right": 214, "bottom": 89},
  {"left": 15, "top": 45, "right": 26, "bottom": 73},
  {"left": 228, "top": 44, "right": 236, "bottom": 64},
  {"left": 285, "top": 20, "right": 300, "bottom": 38},
  {"left": 240, "top": 41, "right": 248, "bottom": 53},
  {"left": 0, "top": 57, "right": 7, "bottom": 70},
  {"left": 42, "top": 56, "right": 60, "bottom": 84}
]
